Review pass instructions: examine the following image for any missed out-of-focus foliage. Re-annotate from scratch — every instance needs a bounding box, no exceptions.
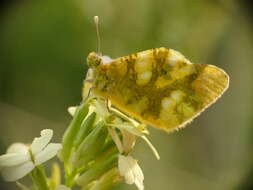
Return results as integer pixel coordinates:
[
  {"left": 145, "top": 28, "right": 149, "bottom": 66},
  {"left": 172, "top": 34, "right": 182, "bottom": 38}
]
[{"left": 0, "top": 0, "right": 253, "bottom": 190}]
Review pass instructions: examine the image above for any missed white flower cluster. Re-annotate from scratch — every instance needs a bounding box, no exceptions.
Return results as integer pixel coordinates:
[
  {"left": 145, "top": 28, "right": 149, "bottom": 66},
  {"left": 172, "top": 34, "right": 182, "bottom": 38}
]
[{"left": 0, "top": 129, "right": 62, "bottom": 182}]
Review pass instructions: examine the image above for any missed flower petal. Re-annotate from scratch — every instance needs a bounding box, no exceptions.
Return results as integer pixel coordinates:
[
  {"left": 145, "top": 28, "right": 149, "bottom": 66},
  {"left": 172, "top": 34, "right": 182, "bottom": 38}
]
[
  {"left": 1, "top": 161, "right": 34, "bottom": 182},
  {"left": 31, "top": 129, "right": 53, "bottom": 155},
  {"left": 34, "top": 143, "right": 62, "bottom": 166},
  {"left": 132, "top": 161, "right": 144, "bottom": 190},
  {"left": 120, "top": 129, "right": 136, "bottom": 153},
  {"left": 118, "top": 155, "right": 135, "bottom": 184},
  {"left": 118, "top": 155, "right": 144, "bottom": 190},
  {"left": 67, "top": 106, "right": 77, "bottom": 116},
  {"left": 135, "top": 177, "right": 144, "bottom": 190},
  {"left": 7, "top": 143, "right": 29, "bottom": 154},
  {"left": 108, "top": 127, "right": 124, "bottom": 154},
  {"left": 0, "top": 153, "right": 30, "bottom": 168}
]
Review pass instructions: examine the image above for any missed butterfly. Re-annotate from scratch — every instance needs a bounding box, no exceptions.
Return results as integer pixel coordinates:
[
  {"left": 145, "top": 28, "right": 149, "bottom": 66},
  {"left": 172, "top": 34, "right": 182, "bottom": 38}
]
[{"left": 83, "top": 47, "right": 229, "bottom": 132}]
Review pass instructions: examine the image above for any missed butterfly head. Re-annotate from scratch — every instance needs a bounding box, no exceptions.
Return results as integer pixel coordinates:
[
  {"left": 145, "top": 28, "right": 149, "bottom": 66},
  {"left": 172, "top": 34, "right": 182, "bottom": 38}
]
[
  {"left": 87, "top": 52, "right": 102, "bottom": 68},
  {"left": 87, "top": 52, "right": 114, "bottom": 68}
]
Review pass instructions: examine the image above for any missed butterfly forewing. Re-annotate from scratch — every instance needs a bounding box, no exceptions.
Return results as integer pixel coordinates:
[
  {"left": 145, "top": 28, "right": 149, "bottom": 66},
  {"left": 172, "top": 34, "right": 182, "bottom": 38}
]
[{"left": 88, "top": 47, "right": 229, "bottom": 132}]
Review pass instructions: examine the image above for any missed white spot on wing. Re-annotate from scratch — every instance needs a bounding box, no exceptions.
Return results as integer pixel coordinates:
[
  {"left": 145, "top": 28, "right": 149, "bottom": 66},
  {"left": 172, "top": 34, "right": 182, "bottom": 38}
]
[
  {"left": 137, "top": 71, "right": 152, "bottom": 85},
  {"left": 168, "top": 49, "right": 191, "bottom": 65},
  {"left": 161, "top": 98, "right": 174, "bottom": 109},
  {"left": 170, "top": 90, "right": 184, "bottom": 102}
]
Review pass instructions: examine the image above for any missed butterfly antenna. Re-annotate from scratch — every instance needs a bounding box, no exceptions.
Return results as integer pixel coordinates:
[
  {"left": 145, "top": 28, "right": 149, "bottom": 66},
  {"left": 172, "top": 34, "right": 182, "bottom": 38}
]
[{"left": 94, "top": 16, "right": 102, "bottom": 56}]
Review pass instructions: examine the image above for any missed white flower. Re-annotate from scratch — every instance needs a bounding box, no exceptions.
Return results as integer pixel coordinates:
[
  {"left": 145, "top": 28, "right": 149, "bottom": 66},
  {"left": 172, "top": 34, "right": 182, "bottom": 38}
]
[
  {"left": 0, "top": 129, "right": 62, "bottom": 182},
  {"left": 118, "top": 155, "right": 144, "bottom": 190}
]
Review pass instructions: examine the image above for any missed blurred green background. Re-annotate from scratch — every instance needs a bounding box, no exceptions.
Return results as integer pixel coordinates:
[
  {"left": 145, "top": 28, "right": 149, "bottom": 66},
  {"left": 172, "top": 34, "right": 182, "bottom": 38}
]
[{"left": 0, "top": 0, "right": 253, "bottom": 190}]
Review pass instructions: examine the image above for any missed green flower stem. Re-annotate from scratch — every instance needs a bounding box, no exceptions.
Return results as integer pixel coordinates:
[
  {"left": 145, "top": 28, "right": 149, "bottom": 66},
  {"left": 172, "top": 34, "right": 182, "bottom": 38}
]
[
  {"left": 48, "top": 163, "right": 61, "bottom": 190},
  {"left": 30, "top": 166, "right": 49, "bottom": 190},
  {"left": 65, "top": 168, "right": 78, "bottom": 188}
]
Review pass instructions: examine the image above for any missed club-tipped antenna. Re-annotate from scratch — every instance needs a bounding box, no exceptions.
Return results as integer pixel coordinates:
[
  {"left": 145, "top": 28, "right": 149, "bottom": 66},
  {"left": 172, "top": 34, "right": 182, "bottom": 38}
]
[{"left": 94, "top": 16, "right": 101, "bottom": 56}]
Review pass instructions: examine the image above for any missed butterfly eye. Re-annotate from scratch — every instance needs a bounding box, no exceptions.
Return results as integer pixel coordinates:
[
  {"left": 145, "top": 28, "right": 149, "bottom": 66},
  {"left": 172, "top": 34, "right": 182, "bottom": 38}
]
[{"left": 87, "top": 52, "right": 101, "bottom": 68}]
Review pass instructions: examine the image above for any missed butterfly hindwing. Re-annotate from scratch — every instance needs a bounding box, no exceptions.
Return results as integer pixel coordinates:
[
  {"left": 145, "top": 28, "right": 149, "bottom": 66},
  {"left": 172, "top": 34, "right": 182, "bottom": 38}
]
[{"left": 88, "top": 47, "right": 229, "bottom": 132}]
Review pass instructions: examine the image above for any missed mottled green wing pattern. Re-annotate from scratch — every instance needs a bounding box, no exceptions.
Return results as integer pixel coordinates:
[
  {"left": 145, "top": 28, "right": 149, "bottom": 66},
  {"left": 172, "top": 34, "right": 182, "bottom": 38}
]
[{"left": 87, "top": 47, "right": 229, "bottom": 132}]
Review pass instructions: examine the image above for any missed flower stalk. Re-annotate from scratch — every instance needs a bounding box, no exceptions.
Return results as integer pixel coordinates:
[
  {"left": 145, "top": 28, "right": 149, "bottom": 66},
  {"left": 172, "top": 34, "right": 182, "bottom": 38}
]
[{"left": 30, "top": 166, "right": 49, "bottom": 190}]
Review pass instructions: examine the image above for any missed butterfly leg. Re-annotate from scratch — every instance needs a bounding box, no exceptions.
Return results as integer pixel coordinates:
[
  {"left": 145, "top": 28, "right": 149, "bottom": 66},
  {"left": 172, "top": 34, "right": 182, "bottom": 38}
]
[
  {"left": 83, "top": 85, "right": 95, "bottom": 103},
  {"left": 108, "top": 103, "right": 140, "bottom": 126},
  {"left": 105, "top": 98, "right": 113, "bottom": 112}
]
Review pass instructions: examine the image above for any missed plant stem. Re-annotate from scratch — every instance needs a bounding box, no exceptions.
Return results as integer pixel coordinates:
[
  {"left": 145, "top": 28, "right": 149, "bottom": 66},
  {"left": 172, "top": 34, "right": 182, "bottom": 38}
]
[{"left": 31, "top": 166, "right": 49, "bottom": 190}]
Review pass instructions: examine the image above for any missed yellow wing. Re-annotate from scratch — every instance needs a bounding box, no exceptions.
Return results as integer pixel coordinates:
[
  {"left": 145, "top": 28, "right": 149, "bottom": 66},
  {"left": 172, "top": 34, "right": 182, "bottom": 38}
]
[{"left": 86, "top": 47, "right": 229, "bottom": 132}]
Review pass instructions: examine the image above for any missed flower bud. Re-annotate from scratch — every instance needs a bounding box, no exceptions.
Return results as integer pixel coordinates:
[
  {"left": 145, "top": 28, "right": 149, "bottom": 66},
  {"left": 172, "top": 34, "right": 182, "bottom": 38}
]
[
  {"left": 61, "top": 103, "right": 89, "bottom": 163},
  {"left": 88, "top": 168, "right": 121, "bottom": 190},
  {"left": 73, "top": 112, "right": 96, "bottom": 148},
  {"left": 76, "top": 154, "right": 118, "bottom": 187},
  {"left": 72, "top": 121, "right": 108, "bottom": 168}
]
